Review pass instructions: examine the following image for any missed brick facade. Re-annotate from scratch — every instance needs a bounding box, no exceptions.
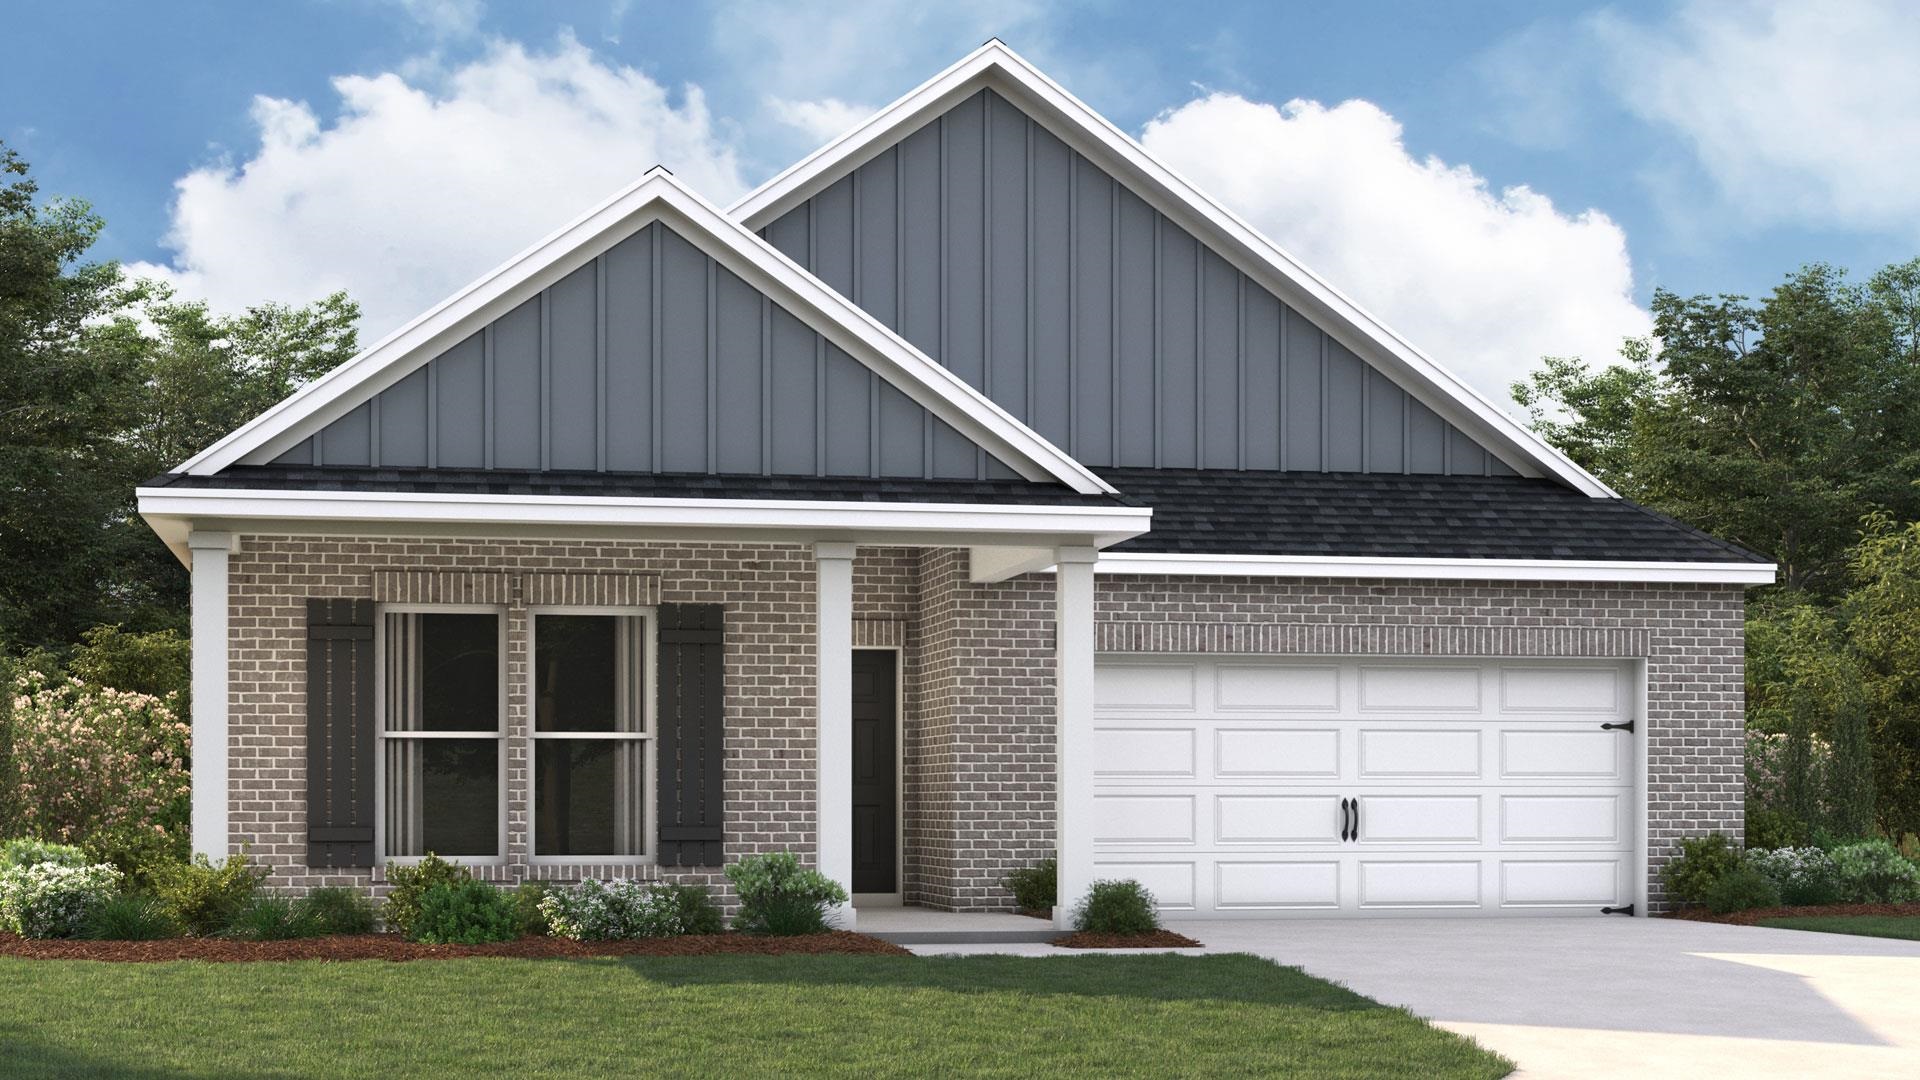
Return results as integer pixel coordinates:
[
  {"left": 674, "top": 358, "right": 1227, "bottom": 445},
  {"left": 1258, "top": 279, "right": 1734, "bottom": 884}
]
[{"left": 223, "top": 535, "right": 1744, "bottom": 913}]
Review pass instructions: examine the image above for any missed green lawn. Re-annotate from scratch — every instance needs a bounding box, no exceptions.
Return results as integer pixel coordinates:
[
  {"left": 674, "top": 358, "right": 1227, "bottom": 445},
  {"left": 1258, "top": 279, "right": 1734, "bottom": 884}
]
[
  {"left": 1757, "top": 915, "right": 1920, "bottom": 941},
  {"left": 0, "top": 953, "right": 1511, "bottom": 1079}
]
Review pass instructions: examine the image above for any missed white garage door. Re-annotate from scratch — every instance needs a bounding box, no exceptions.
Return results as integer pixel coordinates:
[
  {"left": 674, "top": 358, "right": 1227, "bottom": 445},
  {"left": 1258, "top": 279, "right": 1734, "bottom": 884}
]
[{"left": 1091, "top": 658, "right": 1640, "bottom": 918}]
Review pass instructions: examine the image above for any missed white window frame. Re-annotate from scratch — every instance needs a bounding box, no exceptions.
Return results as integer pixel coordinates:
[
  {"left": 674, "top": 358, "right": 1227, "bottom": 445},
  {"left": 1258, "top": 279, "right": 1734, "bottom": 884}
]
[
  {"left": 373, "top": 603, "right": 509, "bottom": 867},
  {"left": 527, "top": 604, "right": 658, "bottom": 866}
]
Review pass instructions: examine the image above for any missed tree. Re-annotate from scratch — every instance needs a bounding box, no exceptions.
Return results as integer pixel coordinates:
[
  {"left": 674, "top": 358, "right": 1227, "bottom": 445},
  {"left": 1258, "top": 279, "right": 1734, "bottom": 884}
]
[
  {"left": 1842, "top": 516, "right": 1920, "bottom": 836},
  {"left": 0, "top": 141, "right": 148, "bottom": 649},
  {"left": 0, "top": 141, "right": 359, "bottom": 655},
  {"left": 1513, "top": 262, "right": 1920, "bottom": 595}
]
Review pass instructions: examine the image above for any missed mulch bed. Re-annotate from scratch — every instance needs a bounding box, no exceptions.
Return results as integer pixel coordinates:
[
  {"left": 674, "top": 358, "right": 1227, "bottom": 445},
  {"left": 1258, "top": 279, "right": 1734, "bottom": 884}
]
[
  {"left": 0, "top": 930, "right": 909, "bottom": 963},
  {"left": 1664, "top": 902, "right": 1920, "bottom": 926},
  {"left": 1052, "top": 930, "right": 1203, "bottom": 949}
]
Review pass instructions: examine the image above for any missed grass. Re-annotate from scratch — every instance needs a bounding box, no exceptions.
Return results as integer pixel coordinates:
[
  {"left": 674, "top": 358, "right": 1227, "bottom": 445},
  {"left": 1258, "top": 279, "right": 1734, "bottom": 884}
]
[
  {"left": 0, "top": 953, "right": 1511, "bottom": 1079},
  {"left": 1757, "top": 915, "right": 1920, "bottom": 941}
]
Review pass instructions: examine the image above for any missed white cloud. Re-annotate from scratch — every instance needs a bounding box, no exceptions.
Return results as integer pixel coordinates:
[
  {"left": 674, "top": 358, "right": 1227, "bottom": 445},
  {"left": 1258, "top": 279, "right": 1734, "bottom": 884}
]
[
  {"left": 765, "top": 96, "right": 872, "bottom": 143},
  {"left": 129, "top": 36, "right": 747, "bottom": 341},
  {"left": 1592, "top": 0, "right": 1920, "bottom": 236},
  {"left": 1140, "top": 93, "right": 1650, "bottom": 405}
]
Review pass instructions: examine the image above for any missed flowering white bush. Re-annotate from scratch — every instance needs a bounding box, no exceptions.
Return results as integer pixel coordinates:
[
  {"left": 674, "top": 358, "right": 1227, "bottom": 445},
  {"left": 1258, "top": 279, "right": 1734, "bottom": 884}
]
[
  {"left": 1744, "top": 846, "right": 1841, "bottom": 906},
  {"left": 6, "top": 672, "right": 191, "bottom": 860},
  {"left": 0, "top": 862, "right": 123, "bottom": 938},
  {"left": 539, "top": 880, "right": 721, "bottom": 940}
]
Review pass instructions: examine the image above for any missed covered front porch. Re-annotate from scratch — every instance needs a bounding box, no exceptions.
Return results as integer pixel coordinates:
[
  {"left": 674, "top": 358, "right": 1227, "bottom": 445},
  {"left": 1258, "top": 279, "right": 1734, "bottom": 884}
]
[{"left": 139, "top": 474, "right": 1149, "bottom": 922}]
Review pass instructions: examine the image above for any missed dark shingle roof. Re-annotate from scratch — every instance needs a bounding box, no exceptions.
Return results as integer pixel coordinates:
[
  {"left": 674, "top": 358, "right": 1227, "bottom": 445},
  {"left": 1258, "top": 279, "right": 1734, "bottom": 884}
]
[
  {"left": 1097, "top": 469, "right": 1766, "bottom": 564},
  {"left": 146, "top": 465, "right": 1133, "bottom": 508}
]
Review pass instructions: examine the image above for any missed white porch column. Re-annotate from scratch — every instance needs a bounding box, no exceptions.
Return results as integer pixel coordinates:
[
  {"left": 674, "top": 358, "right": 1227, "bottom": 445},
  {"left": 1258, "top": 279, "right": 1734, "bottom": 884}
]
[
  {"left": 813, "top": 541, "right": 857, "bottom": 928},
  {"left": 188, "top": 530, "right": 235, "bottom": 860},
  {"left": 1054, "top": 545, "right": 1099, "bottom": 929}
]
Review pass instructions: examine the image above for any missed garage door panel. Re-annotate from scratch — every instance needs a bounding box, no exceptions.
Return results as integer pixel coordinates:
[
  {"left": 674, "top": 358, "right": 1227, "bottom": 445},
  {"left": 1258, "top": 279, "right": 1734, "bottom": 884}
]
[
  {"left": 1094, "top": 794, "right": 1195, "bottom": 844},
  {"left": 1216, "top": 860, "right": 1340, "bottom": 909},
  {"left": 1359, "top": 859, "right": 1482, "bottom": 908},
  {"left": 1358, "top": 794, "right": 1481, "bottom": 843},
  {"left": 1358, "top": 665, "right": 1482, "bottom": 712},
  {"left": 1216, "top": 728, "right": 1339, "bottom": 778},
  {"left": 1500, "top": 665, "right": 1622, "bottom": 715},
  {"left": 1358, "top": 728, "right": 1482, "bottom": 778},
  {"left": 1214, "top": 664, "right": 1340, "bottom": 712},
  {"left": 1094, "top": 727, "right": 1196, "bottom": 778},
  {"left": 1216, "top": 794, "right": 1342, "bottom": 844},
  {"left": 1500, "top": 729, "right": 1624, "bottom": 780},
  {"left": 1095, "top": 663, "right": 1197, "bottom": 711},
  {"left": 1500, "top": 794, "right": 1624, "bottom": 844},
  {"left": 1500, "top": 858, "right": 1626, "bottom": 907},
  {"left": 1094, "top": 860, "right": 1196, "bottom": 909}
]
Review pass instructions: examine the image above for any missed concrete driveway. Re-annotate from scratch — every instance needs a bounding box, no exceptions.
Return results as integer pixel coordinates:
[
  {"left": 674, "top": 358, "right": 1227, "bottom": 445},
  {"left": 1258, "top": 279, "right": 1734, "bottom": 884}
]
[{"left": 1169, "top": 916, "right": 1920, "bottom": 1079}]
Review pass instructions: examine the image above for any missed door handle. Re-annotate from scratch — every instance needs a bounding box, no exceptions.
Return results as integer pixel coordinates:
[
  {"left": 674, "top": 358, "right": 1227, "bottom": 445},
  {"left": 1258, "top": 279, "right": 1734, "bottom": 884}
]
[
  {"left": 1350, "top": 797, "right": 1360, "bottom": 842},
  {"left": 1338, "top": 797, "right": 1351, "bottom": 842}
]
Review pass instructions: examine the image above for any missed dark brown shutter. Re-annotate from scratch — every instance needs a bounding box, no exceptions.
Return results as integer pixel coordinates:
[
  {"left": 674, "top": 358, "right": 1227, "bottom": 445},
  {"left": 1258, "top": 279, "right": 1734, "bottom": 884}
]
[
  {"left": 306, "top": 598, "right": 376, "bottom": 867},
  {"left": 657, "top": 603, "right": 725, "bottom": 866}
]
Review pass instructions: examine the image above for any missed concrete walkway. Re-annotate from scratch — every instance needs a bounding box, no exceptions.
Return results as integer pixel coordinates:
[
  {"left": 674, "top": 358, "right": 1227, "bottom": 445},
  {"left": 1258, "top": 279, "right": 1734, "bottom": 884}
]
[{"left": 910, "top": 917, "right": 1920, "bottom": 1079}]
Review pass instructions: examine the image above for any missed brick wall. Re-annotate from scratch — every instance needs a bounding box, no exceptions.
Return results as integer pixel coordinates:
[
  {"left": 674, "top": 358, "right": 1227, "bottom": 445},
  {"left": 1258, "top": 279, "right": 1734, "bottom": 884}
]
[{"left": 224, "top": 534, "right": 1745, "bottom": 913}]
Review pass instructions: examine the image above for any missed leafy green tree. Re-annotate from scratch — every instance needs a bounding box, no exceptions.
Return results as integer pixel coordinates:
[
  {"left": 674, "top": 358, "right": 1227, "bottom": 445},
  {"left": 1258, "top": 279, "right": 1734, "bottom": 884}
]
[
  {"left": 1513, "top": 262, "right": 1920, "bottom": 595},
  {"left": 1842, "top": 516, "right": 1920, "bottom": 835},
  {"left": 0, "top": 141, "right": 358, "bottom": 656}
]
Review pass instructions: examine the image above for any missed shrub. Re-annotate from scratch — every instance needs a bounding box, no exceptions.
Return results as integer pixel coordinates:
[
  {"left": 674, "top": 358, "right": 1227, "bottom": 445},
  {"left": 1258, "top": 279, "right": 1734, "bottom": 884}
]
[
  {"left": 0, "top": 838, "right": 90, "bottom": 869},
  {"left": 80, "top": 892, "right": 181, "bottom": 940},
  {"left": 511, "top": 881, "right": 552, "bottom": 937},
  {"left": 1003, "top": 858, "right": 1057, "bottom": 913},
  {"left": 0, "top": 862, "right": 122, "bottom": 938},
  {"left": 1830, "top": 840, "right": 1920, "bottom": 903},
  {"left": 1661, "top": 833, "right": 1742, "bottom": 905},
  {"left": 1744, "top": 846, "right": 1843, "bottom": 906},
  {"left": 150, "top": 854, "right": 269, "bottom": 936},
  {"left": 225, "top": 894, "right": 326, "bottom": 941},
  {"left": 381, "top": 854, "right": 471, "bottom": 937},
  {"left": 295, "top": 886, "right": 376, "bottom": 935},
  {"left": 409, "top": 880, "right": 519, "bottom": 945},
  {"left": 541, "top": 880, "right": 725, "bottom": 941},
  {"left": 4, "top": 672, "right": 191, "bottom": 863},
  {"left": 1744, "top": 807, "right": 1808, "bottom": 852},
  {"left": 1071, "top": 879, "right": 1160, "bottom": 935},
  {"left": 1703, "top": 866, "right": 1781, "bottom": 914},
  {"left": 726, "top": 851, "right": 848, "bottom": 936}
]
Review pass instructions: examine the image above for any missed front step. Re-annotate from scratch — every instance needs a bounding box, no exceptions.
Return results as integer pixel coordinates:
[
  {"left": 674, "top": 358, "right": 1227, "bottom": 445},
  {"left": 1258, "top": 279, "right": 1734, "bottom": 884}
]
[{"left": 866, "top": 928, "right": 1060, "bottom": 945}]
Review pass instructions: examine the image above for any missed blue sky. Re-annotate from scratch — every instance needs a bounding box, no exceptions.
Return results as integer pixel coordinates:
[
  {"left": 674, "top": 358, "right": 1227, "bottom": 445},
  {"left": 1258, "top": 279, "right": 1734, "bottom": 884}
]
[{"left": 8, "top": 0, "right": 1916, "bottom": 402}]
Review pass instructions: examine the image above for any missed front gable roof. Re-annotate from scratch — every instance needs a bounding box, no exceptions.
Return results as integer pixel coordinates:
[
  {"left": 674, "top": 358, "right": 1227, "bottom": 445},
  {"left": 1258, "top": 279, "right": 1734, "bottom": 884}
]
[
  {"left": 729, "top": 41, "right": 1615, "bottom": 498},
  {"left": 174, "top": 169, "right": 1115, "bottom": 496}
]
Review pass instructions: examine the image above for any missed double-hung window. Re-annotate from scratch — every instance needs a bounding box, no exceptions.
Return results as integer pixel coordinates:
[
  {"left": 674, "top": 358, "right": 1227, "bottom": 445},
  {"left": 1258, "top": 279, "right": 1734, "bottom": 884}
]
[
  {"left": 380, "top": 608, "right": 506, "bottom": 861},
  {"left": 531, "top": 609, "right": 654, "bottom": 861}
]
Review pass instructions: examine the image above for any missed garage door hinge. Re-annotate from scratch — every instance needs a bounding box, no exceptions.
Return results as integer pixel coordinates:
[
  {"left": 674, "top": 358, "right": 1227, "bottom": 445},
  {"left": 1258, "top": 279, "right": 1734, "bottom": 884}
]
[
  {"left": 1601, "top": 904, "right": 1635, "bottom": 916},
  {"left": 1600, "top": 720, "right": 1636, "bottom": 733}
]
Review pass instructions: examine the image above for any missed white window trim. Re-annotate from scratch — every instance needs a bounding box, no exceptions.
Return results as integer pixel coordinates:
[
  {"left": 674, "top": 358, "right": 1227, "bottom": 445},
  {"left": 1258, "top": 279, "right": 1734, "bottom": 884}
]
[
  {"left": 374, "top": 603, "right": 510, "bottom": 868},
  {"left": 527, "top": 604, "right": 658, "bottom": 867}
]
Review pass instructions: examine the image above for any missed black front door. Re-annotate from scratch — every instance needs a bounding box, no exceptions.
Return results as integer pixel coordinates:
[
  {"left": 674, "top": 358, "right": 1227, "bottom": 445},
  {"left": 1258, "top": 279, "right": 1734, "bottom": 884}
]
[{"left": 851, "top": 649, "right": 898, "bottom": 895}]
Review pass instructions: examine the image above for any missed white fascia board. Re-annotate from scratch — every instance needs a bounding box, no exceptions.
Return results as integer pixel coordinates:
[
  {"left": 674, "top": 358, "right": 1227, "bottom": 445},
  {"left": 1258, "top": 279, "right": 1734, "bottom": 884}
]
[
  {"left": 175, "top": 170, "right": 1113, "bottom": 498},
  {"left": 1093, "top": 552, "right": 1777, "bottom": 585},
  {"left": 137, "top": 486, "right": 1150, "bottom": 554},
  {"left": 729, "top": 41, "right": 1615, "bottom": 498}
]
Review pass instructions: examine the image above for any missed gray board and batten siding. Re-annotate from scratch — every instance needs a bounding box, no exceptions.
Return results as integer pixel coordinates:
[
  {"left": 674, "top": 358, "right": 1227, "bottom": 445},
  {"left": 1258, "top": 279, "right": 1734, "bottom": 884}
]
[
  {"left": 274, "top": 221, "right": 1019, "bottom": 480},
  {"left": 281, "top": 89, "right": 1515, "bottom": 481},
  {"left": 763, "top": 87, "right": 1516, "bottom": 477}
]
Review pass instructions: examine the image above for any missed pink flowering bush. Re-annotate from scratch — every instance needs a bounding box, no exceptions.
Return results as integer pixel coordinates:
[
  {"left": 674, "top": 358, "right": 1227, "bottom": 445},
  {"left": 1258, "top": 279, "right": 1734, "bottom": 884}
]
[{"left": 6, "top": 672, "right": 191, "bottom": 873}]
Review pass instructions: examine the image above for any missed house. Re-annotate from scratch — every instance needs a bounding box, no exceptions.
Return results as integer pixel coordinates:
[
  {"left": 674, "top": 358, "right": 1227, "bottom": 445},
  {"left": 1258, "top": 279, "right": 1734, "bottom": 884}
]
[{"left": 137, "top": 42, "right": 1773, "bottom": 927}]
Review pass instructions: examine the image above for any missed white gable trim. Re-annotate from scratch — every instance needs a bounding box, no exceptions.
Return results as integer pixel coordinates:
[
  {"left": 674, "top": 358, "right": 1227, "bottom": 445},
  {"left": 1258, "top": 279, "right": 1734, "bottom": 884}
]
[
  {"left": 175, "top": 170, "right": 1115, "bottom": 496},
  {"left": 730, "top": 41, "right": 1615, "bottom": 498}
]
